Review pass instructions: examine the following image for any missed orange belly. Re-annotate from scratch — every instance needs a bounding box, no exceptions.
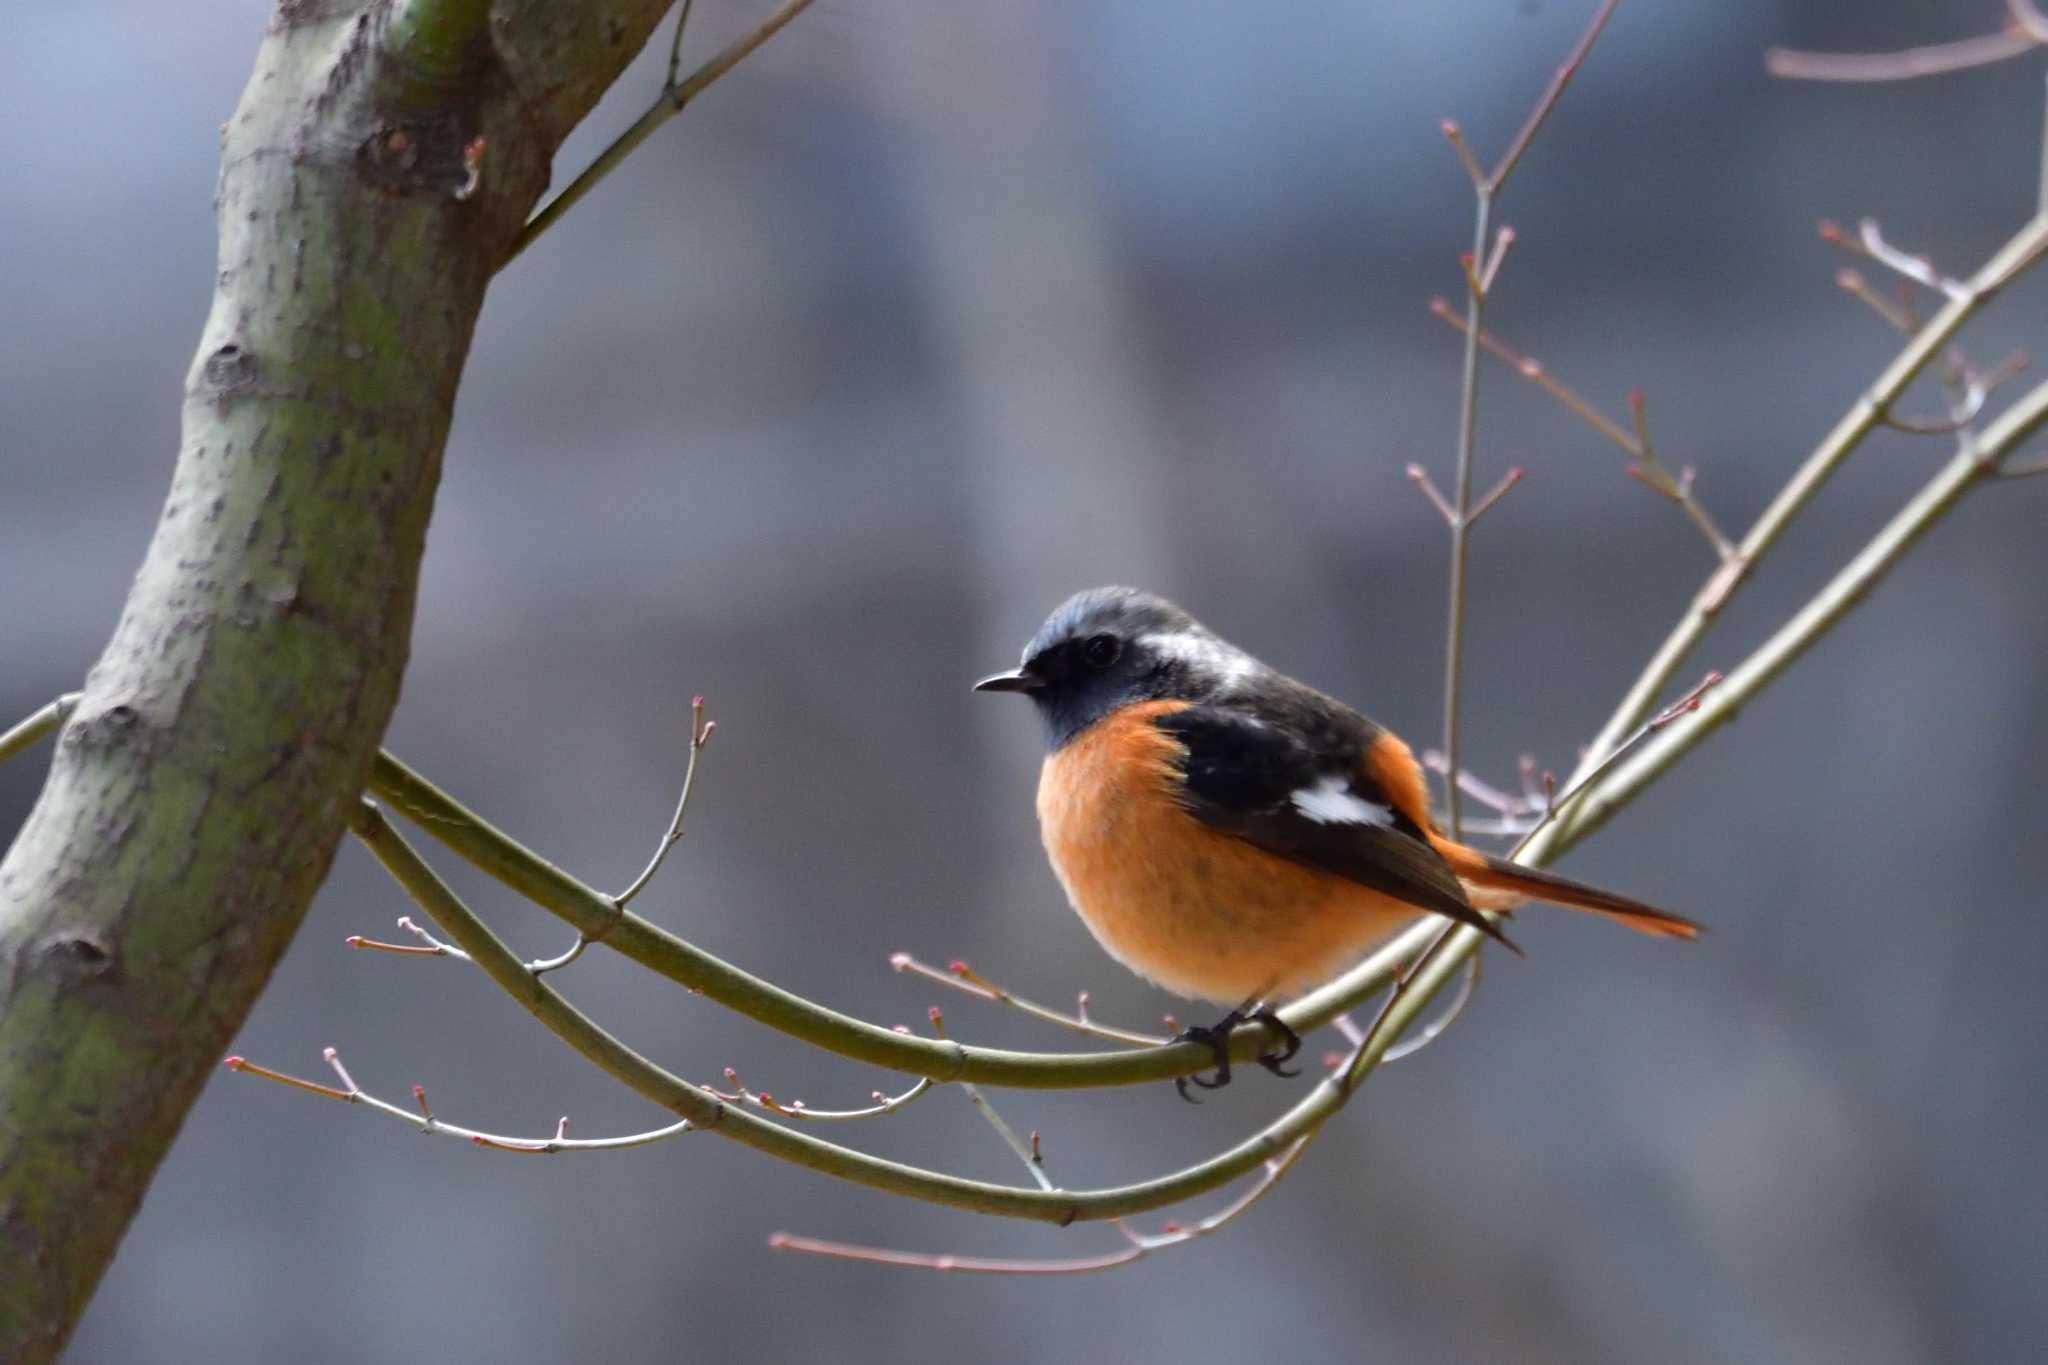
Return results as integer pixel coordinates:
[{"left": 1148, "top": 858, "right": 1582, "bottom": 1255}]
[{"left": 1035, "top": 702, "right": 1425, "bottom": 1004}]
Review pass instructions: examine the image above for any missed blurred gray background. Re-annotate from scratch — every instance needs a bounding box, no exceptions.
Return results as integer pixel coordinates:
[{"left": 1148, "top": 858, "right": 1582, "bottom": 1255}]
[{"left": 7, "top": 2, "right": 2046, "bottom": 1361}]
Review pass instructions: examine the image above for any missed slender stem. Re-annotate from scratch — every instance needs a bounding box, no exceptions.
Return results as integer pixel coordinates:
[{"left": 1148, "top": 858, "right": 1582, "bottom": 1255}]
[
  {"left": 227, "top": 1053, "right": 694, "bottom": 1153},
  {"left": 367, "top": 749, "right": 1403, "bottom": 1088},
  {"left": 665, "top": 0, "right": 698, "bottom": 89},
  {"left": 770, "top": 1130, "right": 1322, "bottom": 1276},
  {"left": 1486, "top": 0, "right": 1622, "bottom": 194},
  {"left": 1547, "top": 376, "right": 2048, "bottom": 853},
  {"left": 1567, "top": 213, "right": 2048, "bottom": 787},
  {"left": 340, "top": 796, "right": 1439, "bottom": 1224},
  {"left": 1765, "top": 29, "right": 2037, "bottom": 84},
  {"left": 893, "top": 954, "right": 1165, "bottom": 1048},
  {"left": 1319, "top": 376, "right": 2048, "bottom": 1135},
  {"left": 1675, "top": 486, "right": 1738, "bottom": 561},
  {"left": 502, "top": 0, "right": 815, "bottom": 268},
  {"left": 1429, "top": 301, "right": 1643, "bottom": 454},
  {"left": 1437, "top": 0, "right": 1622, "bottom": 837},
  {"left": 1440, "top": 189, "right": 1492, "bottom": 841},
  {"left": 613, "top": 698, "right": 712, "bottom": 908},
  {"left": 961, "top": 1084, "right": 1055, "bottom": 1194},
  {"left": 0, "top": 693, "right": 77, "bottom": 769},
  {"left": 2012, "top": 0, "right": 2048, "bottom": 45},
  {"left": 2039, "top": 72, "right": 2048, "bottom": 216}
]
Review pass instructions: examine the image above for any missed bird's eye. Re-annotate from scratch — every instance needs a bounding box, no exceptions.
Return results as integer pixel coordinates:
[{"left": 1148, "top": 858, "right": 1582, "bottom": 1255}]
[{"left": 1081, "top": 633, "right": 1121, "bottom": 668}]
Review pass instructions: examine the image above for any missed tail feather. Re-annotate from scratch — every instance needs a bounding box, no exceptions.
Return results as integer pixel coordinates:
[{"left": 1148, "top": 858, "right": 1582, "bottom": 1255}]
[{"left": 1434, "top": 841, "right": 1701, "bottom": 941}]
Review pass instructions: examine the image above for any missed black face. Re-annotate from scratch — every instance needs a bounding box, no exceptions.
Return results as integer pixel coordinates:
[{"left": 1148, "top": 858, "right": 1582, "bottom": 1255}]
[{"left": 975, "top": 587, "right": 1237, "bottom": 749}]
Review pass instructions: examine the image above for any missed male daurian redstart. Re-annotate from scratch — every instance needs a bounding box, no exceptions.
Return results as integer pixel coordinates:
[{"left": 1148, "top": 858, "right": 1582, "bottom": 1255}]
[{"left": 977, "top": 586, "right": 1698, "bottom": 1098}]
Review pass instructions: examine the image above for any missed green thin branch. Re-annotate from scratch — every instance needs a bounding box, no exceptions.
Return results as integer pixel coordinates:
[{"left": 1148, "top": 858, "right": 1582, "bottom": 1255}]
[
  {"left": 1549, "top": 375, "right": 2048, "bottom": 851},
  {"left": 1433, "top": 0, "right": 1621, "bottom": 839},
  {"left": 0, "top": 709, "right": 1441, "bottom": 1091},
  {"left": 366, "top": 749, "right": 1408, "bottom": 1087},
  {"left": 1568, "top": 212, "right": 2048, "bottom": 786},
  {"left": 0, "top": 696, "right": 75, "bottom": 770},
  {"left": 503, "top": 0, "right": 817, "bottom": 268},
  {"left": 344, "top": 798, "right": 1440, "bottom": 1225},
  {"left": 1398, "top": 375, "right": 2048, "bottom": 1058}
]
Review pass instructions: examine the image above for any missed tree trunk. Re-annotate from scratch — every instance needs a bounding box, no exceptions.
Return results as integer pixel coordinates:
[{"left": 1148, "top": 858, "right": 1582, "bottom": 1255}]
[{"left": 0, "top": 3, "right": 670, "bottom": 1356}]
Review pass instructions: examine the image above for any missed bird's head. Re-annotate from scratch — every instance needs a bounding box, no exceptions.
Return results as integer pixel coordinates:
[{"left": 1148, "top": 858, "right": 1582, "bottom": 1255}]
[{"left": 975, "top": 586, "right": 1258, "bottom": 748}]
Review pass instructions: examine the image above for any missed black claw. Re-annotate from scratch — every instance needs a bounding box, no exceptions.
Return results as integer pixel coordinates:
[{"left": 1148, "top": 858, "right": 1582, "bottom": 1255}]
[
  {"left": 1172, "top": 1006, "right": 1304, "bottom": 1096},
  {"left": 1173, "top": 1019, "right": 1234, "bottom": 1098},
  {"left": 1247, "top": 1007, "right": 1301, "bottom": 1077}
]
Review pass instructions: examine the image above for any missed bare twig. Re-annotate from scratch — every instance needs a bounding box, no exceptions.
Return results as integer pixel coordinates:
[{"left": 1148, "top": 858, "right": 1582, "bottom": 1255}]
[
  {"left": 1509, "top": 671, "right": 1719, "bottom": 859},
  {"left": 1766, "top": 26, "right": 2037, "bottom": 83},
  {"left": 504, "top": 0, "right": 817, "bottom": 267},
  {"left": 613, "top": 694, "right": 716, "bottom": 908},
  {"left": 346, "top": 793, "right": 1444, "bottom": 1224},
  {"left": 1478, "top": 226, "right": 1518, "bottom": 294},
  {"left": 890, "top": 953, "right": 1165, "bottom": 1048},
  {"left": 1466, "top": 466, "right": 1526, "bottom": 526},
  {"left": 1441, "top": 120, "right": 1486, "bottom": 188},
  {"left": 1426, "top": 302, "right": 1737, "bottom": 560},
  {"left": 1834, "top": 267, "right": 1916, "bottom": 333},
  {"left": 1994, "top": 449, "right": 2048, "bottom": 477},
  {"left": 1405, "top": 463, "right": 1460, "bottom": 526},
  {"left": 705, "top": 1065, "right": 936, "bottom": 1124},
  {"left": 1552, "top": 376, "right": 2048, "bottom": 853},
  {"left": 1427, "top": 299, "right": 1642, "bottom": 454},
  {"left": 0, "top": 691, "right": 78, "bottom": 769},
  {"left": 1487, "top": 0, "right": 1623, "bottom": 194},
  {"left": 769, "top": 1134, "right": 1318, "bottom": 1276},
  {"left": 351, "top": 698, "right": 711, "bottom": 977},
  {"left": 1340, "top": 924, "right": 1466, "bottom": 1090},
  {"left": 1426, "top": 0, "right": 1622, "bottom": 839},
  {"left": 929, "top": 1008, "right": 1057, "bottom": 1194},
  {"left": 1884, "top": 381, "right": 1989, "bottom": 434},
  {"left": 1566, "top": 210, "right": 2048, "bottom": 784},
  {"left": 2039, "top": 69, "right": 2048, "bottom": 214},
  {"left": 224, "top": 1049, "right": 695, "bottom": 1154},
  {"left": 2012, "top": 0, "right": 2048, "bottom": 45},
  {"left": 1421, "top": 749, "right": 1542, "bottom": 822},
  {"left": 1833, "top": 218, "right": 1969, "bottom": 300},
  {"left": 1438, "top": 184, "right": 1490, "bottom": 842},
  {"left": 1380, "top": 951, "right": 1484, "bottom": 1063}
]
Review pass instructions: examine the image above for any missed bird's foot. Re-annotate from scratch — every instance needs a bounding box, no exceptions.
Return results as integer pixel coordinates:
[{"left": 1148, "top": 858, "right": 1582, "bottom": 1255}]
[{"left": 1172, "top": 1007, "right": 1302, "bottom": 1102}]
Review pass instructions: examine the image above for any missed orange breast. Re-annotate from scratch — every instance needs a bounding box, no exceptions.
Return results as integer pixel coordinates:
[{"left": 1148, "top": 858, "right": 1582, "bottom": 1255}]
[{"left": 1035, "top": 702, "right": 1425, "bottom": 1004}]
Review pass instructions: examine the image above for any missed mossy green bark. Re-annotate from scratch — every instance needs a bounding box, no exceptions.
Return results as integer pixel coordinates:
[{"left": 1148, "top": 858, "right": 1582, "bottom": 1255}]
[{"left": 0, "top": 3, "right": 671, "bottom": 1357}]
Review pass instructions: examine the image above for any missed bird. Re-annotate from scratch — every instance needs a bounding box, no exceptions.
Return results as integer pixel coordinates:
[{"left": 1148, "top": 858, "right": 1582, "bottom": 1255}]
[{"left": 975, "top": 586, "right": 1699, "bottom": 1098}]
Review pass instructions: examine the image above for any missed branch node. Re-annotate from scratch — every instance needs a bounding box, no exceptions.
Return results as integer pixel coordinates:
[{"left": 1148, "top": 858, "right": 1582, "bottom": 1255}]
[{"left": 1441, "top": 119, "right": 1487, "bottom": 188}]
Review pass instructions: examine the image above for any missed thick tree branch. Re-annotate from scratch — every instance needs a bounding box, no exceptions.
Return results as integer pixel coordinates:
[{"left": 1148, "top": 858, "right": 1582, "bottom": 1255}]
[{"left": 0, "top": 3, "right": 679, "bottom": 1357}]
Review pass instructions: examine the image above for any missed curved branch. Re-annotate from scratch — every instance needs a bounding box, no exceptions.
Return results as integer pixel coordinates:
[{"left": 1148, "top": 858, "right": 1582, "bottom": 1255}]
[
  {"left": 345, "top": 798, "right": 1460, "bottom": 1225},
  {"left": 366, "top": 750, "right": 1421, "bottom": 1088}
]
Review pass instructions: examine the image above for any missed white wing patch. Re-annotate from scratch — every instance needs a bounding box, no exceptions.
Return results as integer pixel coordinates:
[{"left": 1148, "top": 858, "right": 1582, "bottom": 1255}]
[
  {"left": 1290, "top": 774, "right": 1394, "bottom": 826},
  {"left": 1137, "top": 631, "right": 1259, "bottom": 688}
]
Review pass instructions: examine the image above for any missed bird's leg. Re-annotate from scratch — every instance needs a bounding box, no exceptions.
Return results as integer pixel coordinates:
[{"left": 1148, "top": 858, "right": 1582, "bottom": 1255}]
[
  {"left": 1245, "top": 1002, "right": 1302, "bottom": 1076},
  {"left": 1172, "top": 1000, "right": 1302, "bottom": 1102}
]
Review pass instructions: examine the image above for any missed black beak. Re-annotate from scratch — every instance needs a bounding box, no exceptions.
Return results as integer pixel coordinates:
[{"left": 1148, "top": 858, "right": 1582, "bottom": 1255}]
[{"left": 974, "top": 668, "right": 1043, "bottom": 694}]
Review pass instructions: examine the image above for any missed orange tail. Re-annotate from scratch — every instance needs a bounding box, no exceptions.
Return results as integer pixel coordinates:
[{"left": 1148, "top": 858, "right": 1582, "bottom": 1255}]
[{"left": 1432, "top": 840, "right": 1701, "bottom": 941}]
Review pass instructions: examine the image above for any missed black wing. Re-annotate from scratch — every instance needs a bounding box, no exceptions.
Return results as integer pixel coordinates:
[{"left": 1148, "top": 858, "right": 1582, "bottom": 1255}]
[{"left": 1153, "top": 703, "right": 1514, "bottom": 948}]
